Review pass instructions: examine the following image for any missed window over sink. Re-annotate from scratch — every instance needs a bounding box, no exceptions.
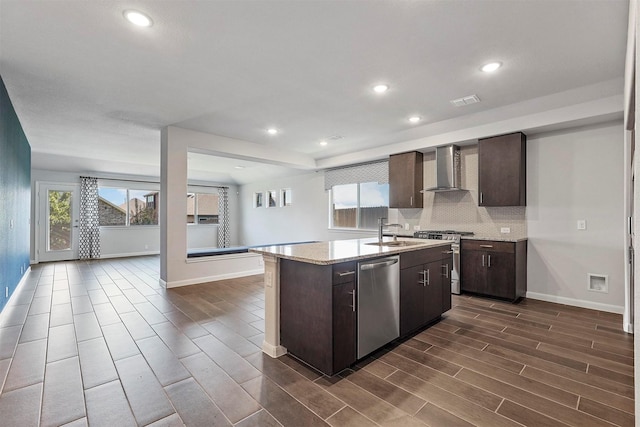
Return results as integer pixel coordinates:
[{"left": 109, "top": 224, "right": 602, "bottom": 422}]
[{"left": 330, "top": 181, "right": 389, "bottom": 229}]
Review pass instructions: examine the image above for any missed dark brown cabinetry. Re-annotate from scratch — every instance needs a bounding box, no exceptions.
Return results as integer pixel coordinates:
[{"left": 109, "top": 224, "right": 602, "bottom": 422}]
[
  {"left": 478, "top": 132, "right": 526, "bottom": 206},
  {"left": 280, "top": 260, "right": 356, "bottom": 375},
  {"left": 460, "top": 239, "right": 527, "bottom": 302},
  {"left": 389, "top": 151, "right": 423, "bottom": 208},
  {"left": 279, "top": 245, "right": 452, "bottom": 375},
  {"left": 399, "top": 247, "right": 451, "bottom": 336}
]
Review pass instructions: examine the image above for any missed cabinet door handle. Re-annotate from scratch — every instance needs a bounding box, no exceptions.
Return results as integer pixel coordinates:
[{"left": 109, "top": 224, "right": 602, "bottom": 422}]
[
  {"left": 479, "top": 245, "right": 493, "bottom": 248},
  {"left": 418, "top": 270, "right": 426, "bottom": 286},
  {"left": 338, "top": 271, "right": 355, "bottom": 277},
  {"left": 426, "top": 269, "right": 430, "bottom": 285},
  {"left": 349, "top": 290, "right": 356, "bottom": 312},
  {"left": 410, "top": 196, "right": 413, "bottom": 206},
  {"left": 442, "top": 263, "right": 449, "bottom": 278},
  {"left": 442, "top": 250, "right": 453, "bottom": 254},
  {"left": 482, "top": 255, "right": 485, "bottom": 267},
  {"left": 488, "top": 255, "right": 491, "bottom": 268},
  {"left": 480, "top": 192, "right": 483, "bottom": 204}
]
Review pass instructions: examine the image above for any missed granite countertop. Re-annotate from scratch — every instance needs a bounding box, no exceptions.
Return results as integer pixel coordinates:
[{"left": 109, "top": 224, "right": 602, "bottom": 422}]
[
  {"left": 249, "top": 237, "right": 451, "bottom": 265},
  {"left": 461, "top": 235, "right": 528, "bottom": 242}
]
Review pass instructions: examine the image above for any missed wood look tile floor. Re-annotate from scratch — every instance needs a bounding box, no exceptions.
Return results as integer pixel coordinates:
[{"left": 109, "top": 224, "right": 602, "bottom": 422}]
[{"left": 0, "top": 256, "right": 634, "bottom": 426}]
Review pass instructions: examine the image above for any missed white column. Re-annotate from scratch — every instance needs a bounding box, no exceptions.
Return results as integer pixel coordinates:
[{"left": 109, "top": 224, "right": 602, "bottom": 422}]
[
  {"left": 261, "top": 254, "right": 287, "bottom": 357},
  {"left": 160, "top": 127, "right": 188, "bottom": 286}
]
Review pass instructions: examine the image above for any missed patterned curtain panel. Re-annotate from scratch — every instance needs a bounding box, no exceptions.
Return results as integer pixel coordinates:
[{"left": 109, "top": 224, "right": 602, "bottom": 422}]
[
  {"left": 79, "top": 176, "right": 101, "bottom": 259},
  {"left": 217, "top": 187, "right": 230, "bottom": 248}
]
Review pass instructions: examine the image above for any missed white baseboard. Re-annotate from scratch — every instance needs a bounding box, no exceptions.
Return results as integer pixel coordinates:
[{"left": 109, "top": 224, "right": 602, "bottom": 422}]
[
  {"left": 262, "top": 342, "right": 287, "bottom": 358},
  {"left": 162, "top": 268, "right": 264, "bottom": 288},
  {"left": 526, "top": 291, "right": 624, "bottom": 314},
  {"left": 100, "top": 251, "right": 160, "bottom": 259}
]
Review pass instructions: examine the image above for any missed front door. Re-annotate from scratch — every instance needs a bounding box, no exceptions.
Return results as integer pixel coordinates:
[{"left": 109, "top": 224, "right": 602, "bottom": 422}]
[{"left": 37, "top": 183, "right": 80, "bottom": 262}]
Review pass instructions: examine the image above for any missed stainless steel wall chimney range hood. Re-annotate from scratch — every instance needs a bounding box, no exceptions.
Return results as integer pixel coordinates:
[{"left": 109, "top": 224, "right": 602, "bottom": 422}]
[{"left": 421, "top": 145, "right": 464, "bottom": 192}]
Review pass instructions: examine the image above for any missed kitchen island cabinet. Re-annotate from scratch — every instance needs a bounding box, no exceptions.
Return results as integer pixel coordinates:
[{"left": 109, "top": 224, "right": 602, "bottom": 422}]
[
  {"left": 250, "top": 237, "right": 451, "bottom": 375},
  {"left": 478, "top": 132, "right": 526, "bottom": 206},
  {"left": 279, "top": 260, "right": 356, "bottom": 375},
  {"left": 460, "top": 239, "right": 527, "bottom": 302},
  {"left": 399, "top": 247, "right": 451, "bottom": 336}
]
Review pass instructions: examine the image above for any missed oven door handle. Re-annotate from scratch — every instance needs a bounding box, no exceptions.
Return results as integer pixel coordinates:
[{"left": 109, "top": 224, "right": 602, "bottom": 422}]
[{"left": 442, "top": 250, "right": 454, "bottom": 254}]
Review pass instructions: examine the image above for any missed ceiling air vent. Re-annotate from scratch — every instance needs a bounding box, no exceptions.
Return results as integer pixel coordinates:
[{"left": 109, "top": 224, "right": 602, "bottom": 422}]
[{"left": 450, "top": 94, "right": 481, "bottom": 107}]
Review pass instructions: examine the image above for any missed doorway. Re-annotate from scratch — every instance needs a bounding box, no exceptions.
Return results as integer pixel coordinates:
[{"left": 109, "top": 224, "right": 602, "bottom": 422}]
[{"left": 37, "top": 182, "right": 80, "bottom": 262}]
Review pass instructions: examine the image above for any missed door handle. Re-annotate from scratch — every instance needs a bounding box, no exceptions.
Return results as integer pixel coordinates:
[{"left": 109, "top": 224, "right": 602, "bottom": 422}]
[
  {"left": 479, "top": 245, "right": 493, "bottom": 248},
  {"left": 426, "top": 269, "right": 430, "bottom": 285},
  {"left": 338, "top": 271, "right": 355, "bottom": 277},
  {"left": 410, "top": 196, "right": 413, "bottom": 206},
  {"left": 482, "top": 255, "right": 485, "bottom": 267},
  {"left": 442, "top": 263, "right": 449, "bottom": 278},
  {"left": 348, "top": 290, "right": 356, "bottom": 312},
  {"left": 418, "top": 270, "right": 426, "bottom": 286},
  {"left": 488, "top": 255, "right": 491, "bottom": 267},
  {"left": 360, "top": 259, "right": 399, "bottom": 270}
]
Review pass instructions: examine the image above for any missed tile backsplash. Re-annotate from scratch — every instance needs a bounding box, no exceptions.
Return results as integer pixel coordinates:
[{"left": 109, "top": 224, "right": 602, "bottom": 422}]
[{"left": 390, "top": 145, "right": 527, "bottom": 239}]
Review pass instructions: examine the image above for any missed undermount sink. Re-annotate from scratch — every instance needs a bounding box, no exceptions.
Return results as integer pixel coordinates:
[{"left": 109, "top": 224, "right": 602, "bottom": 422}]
[{"left": 365, "top": 240, "right": 422, "bottom": 247}]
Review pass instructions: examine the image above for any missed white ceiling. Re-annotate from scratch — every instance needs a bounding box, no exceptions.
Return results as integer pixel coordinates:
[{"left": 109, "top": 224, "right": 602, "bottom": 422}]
[{"left": 0, "top": 0, "right": 629, "bottom": 184}]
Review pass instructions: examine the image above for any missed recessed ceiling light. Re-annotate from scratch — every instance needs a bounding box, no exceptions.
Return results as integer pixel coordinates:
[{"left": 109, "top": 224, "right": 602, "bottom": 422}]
[
  {"left": 267, "top": 128, "right": 278, "bottom": 135},
  {"left": 123, "top": 10, "right": 153, "bottom": 27},
  {"left": 408, "top": 116, "right": 422, "bottom": 123},
  {"left": 481, "top": 62, "right": 502, "bottom": 73},
  {"left": 373, "top": 84, "right": 389, "bottom": 93},
  {"left": 319, "top": 141, "right": 328, "bottom": 146}
]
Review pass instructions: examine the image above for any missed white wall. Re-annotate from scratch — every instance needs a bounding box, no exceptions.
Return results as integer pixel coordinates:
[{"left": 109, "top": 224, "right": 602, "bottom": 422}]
[
  {"left": 239, "top": 171, "right": 378, "bottom": 246},
  {"left": 527, "top": 121, "right": 625, "bottom": 312}
]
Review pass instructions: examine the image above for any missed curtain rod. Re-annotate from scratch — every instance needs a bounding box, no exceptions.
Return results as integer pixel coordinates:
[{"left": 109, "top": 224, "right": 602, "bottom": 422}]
[{"left": 93, "top": 176, "right": 228, "bottom": 189}]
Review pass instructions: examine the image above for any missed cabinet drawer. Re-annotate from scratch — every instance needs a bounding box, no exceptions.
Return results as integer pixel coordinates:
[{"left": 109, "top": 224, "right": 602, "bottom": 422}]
[
  {"left": 461, "top": 240, "right": 514, "bottom": 253},
  {"left": 400, "top": 246, "right": 451, "bottom": 269},
  {"left": 332, "top": 262, "right": 357, "bottom": 284}
]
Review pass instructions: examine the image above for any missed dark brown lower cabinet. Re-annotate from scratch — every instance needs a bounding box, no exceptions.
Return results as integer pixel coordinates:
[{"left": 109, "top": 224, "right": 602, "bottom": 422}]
[
  {"left": 460, "top": 239, "right": 527, "bottom": 302},
  {"left": 279, "top": 246, "right": 452, "bottom": 375},
  {"left": 280, "top": 259, "right": 356, "bottom": 375},
  {"left": 400, "top": 247, "right": 452, "bottom": 337}
]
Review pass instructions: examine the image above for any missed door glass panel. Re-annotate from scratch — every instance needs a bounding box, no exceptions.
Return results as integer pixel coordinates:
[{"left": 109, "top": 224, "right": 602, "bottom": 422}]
[{"left": 48, "top": 190, "right": 72, "bottom": 251}]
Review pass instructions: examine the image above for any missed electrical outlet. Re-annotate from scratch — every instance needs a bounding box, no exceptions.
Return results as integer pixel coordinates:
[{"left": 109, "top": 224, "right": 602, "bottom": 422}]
[
  {"left": 500, "top": 227, "right": 511, "bottom": 234},
  {"left": 413, "top": 225, "right": 420, "bottom": 231},
  {"left": 404, "top": 223, "right": 410, "bottom": 230},
  {"left": 577, "top": 220, "right": 586, "bottom": 230}
]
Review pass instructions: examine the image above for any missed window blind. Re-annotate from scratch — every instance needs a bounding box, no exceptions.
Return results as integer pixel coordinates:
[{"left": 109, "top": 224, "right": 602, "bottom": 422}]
[{"left": 324, "top": 160, "right": 389, "bottom": 190}]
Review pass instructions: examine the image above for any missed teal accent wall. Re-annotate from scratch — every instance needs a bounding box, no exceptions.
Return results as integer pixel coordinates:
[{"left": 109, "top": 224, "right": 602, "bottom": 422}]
[{"left": 0, "top": 74, "right": 31, "bottom": 312}]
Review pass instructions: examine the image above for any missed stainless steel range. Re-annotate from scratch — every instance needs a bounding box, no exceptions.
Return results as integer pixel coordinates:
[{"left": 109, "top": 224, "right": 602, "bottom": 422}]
[{"left": 413, "top": 230, "right": 474, "bottom": 294}]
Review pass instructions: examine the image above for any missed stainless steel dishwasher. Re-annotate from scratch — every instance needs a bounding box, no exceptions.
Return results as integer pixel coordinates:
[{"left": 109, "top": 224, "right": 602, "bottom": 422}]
[{"left": 357, "top": 255, "right": 400, "bottom": 359}]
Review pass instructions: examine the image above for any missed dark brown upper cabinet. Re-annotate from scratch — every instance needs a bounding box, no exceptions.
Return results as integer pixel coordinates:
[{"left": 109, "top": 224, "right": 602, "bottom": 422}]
[
  {"left": 389, "top": 151, "right": 423, "bottom": 208},
  {"left": 478, "top": 132, "right": 526, "bottom": 206}
]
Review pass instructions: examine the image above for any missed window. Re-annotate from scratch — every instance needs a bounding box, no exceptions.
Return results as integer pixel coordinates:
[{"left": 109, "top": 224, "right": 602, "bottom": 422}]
[
  {"left": 98, "top": 187, "right": 158, "bottom": 226},
  {"left": 187, "top": 192, "right": 219, "bottom": 224},
  {"left": 331, "top": 182, "right": 389, "bottom": 229}
]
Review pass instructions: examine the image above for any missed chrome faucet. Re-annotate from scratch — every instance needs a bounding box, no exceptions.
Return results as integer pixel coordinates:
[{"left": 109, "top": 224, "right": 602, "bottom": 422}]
[{"left": 378, "top": 217, "right": 403, "bottom": 244}]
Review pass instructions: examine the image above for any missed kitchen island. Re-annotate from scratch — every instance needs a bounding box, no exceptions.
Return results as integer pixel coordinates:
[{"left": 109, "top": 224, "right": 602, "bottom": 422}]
[{"left": 250, "top": 237, "right": 452, "bottom": 375}]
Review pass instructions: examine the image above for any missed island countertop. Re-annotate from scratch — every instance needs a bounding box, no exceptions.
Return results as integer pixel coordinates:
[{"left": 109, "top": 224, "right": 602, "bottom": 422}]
[{"left": 249, "top": 237, "right": 451, "bottom": 265}]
